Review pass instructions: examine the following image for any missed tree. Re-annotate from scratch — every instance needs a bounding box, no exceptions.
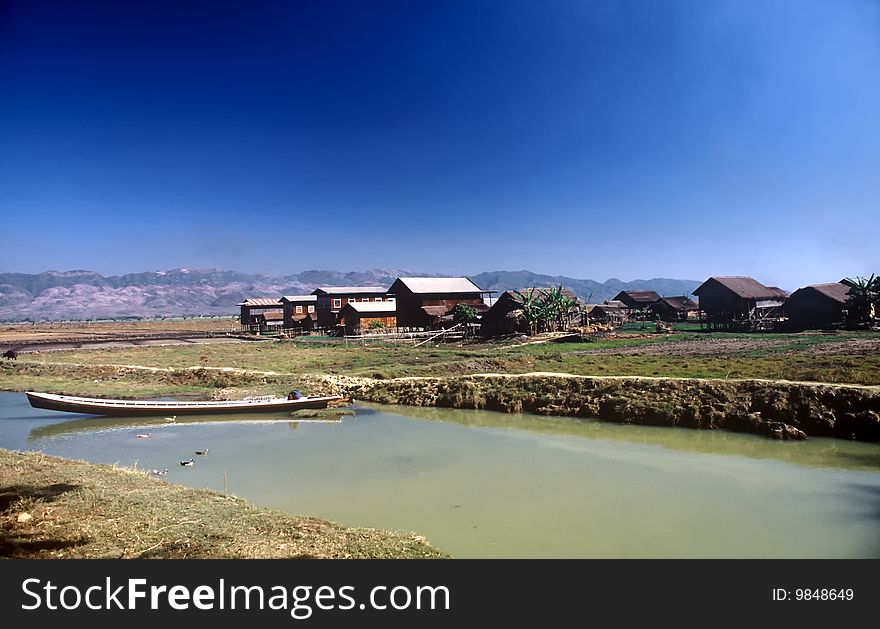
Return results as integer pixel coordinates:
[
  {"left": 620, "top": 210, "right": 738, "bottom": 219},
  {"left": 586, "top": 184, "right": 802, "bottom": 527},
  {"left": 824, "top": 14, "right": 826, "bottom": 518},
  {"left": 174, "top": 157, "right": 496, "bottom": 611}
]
[
  {"left": 366, "top": 319, "right": 386, "bottom": 332},
  {"left": 451, "top": 303, "right": 479, "bottom": 337},
  {"left": 513, "top": 288, "right": 543, "bottom": 335},
  {"left": 541, "top": 285, "right": 575, "bottom": 332},
  {"left": 514, "top": 286, "right": 576, "bottom": 335},
  {"left": 452, "top": 303, "right": 478, "bottom": 326},
  {"left": 844, "top": 274, "right": 879, "bottom": 328}
]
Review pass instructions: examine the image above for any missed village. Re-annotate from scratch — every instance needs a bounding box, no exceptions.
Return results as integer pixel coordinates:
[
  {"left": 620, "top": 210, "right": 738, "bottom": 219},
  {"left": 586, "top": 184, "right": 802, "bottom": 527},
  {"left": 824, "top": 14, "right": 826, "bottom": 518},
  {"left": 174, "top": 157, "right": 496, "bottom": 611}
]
[{"left": 238, "top": 274, "right": 879, "bottom": 339}]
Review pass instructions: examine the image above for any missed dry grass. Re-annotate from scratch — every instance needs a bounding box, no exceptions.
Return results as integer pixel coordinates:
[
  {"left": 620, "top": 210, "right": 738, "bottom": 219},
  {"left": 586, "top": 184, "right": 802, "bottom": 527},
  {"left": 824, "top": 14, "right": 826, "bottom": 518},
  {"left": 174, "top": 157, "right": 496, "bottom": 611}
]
[
  {"left": 1, "top": 318, "right": 237, "bottom": 344},
  {"left": 0, "top": 449, "right": 446, "bottom": 559}
]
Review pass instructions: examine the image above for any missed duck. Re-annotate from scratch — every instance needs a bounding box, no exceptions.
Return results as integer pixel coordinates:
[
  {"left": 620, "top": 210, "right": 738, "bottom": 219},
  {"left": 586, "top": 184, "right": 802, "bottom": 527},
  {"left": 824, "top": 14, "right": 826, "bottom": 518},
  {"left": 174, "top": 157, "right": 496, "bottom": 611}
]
[
  {"left": 180, "top": 459, "right": 195, "bottom": 467},
  {"left": 151, "top": 468, "right": 168, "bottom": 475},
  {"left": 164, "top": 415, "right": 176, "bottom": 423},
  {"left": 195, "top": 449, "right": 209, "bottom": 455},
  {"left": 136, "top": 432, "right": 151, "bottom": 439}
]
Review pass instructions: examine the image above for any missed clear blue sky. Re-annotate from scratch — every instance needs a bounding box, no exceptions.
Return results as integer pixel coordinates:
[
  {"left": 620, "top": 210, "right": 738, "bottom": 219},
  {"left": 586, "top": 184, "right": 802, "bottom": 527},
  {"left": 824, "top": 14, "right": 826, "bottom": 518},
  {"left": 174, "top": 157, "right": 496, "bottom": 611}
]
[{"left": 1, "top": 0, "right": 877, "bottom": 291}]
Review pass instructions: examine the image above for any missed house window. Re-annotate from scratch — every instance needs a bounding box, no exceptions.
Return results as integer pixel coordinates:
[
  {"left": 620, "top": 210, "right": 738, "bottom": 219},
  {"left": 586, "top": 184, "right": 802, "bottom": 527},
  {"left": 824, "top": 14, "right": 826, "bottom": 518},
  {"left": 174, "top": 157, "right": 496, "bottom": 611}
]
[
  {"left": 295, "top": 305, "right": 303, "bottom": 314},
  {"left": 308, "top": 305, "right": 315, "bottom": 313},
  {"left": 333, "top": 298, "right": 341, "bottom": 309}
]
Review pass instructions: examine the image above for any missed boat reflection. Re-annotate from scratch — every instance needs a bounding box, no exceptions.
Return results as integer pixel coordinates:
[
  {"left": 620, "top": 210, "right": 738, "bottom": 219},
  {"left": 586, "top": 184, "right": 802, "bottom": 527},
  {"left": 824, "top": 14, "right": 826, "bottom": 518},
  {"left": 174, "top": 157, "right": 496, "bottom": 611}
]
[{"left": 28, "top": 408, "right": 348, "bottom": 440}]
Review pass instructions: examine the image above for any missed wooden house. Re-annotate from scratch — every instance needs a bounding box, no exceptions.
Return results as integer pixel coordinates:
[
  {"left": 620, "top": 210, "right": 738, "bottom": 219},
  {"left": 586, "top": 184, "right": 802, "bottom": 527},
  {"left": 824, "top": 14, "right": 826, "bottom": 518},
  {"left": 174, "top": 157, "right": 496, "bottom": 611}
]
[
  {"left": 480, "top": 288, "right": 579, "bottom": 337},
  {"left": 336, "top": 301, "right": 398, "bottom": 336},
  {"left": 692, "top": 276, "right": 788, "bottom": 330},
  {"left": 587, "top": 300, "right": 627, "bottom": 326},
  {"left": 612, "top": 290, "right": 661, "bottom": 320},
  {"left": 649, "top": 296, "right": 699, "bottom": 322},
  {"left": 612, "top": 290, "right": 661, "bottom": 310},
  {"left": 280, "top": 295, "right": 317, "bottom": 331},
  {"left": 388, "top": 277, "right": 492, "bottom": 329},
  {"left": 784, "top": 282, "right": 850, "bottom": 331},
  {"left": 311, "top": 286, "right": 390, "bottom": 330},
  {"left": 238, "top": 298, "right": 283, "bottom": 329}
]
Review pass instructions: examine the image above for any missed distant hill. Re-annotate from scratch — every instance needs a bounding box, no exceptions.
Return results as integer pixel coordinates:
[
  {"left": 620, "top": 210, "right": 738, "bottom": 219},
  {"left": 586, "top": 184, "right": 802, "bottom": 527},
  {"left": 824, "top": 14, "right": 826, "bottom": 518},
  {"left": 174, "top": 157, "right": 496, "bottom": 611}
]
[
  {"left": 0, "top": 268, "right": 701, "bottom": 322},
  {"left": 470, "top": 270, "right": 701, "bottom": 304}
]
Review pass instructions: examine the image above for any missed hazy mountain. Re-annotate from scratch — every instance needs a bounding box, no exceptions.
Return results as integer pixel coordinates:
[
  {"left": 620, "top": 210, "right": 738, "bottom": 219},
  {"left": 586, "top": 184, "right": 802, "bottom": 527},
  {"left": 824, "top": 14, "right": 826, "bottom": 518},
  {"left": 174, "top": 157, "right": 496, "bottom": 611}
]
[
  {"left": 0, "top": 268, "right": 701, "bottom": 321},
  {"left": 471, "top": 270, "right": 701, "bottom": 303}
]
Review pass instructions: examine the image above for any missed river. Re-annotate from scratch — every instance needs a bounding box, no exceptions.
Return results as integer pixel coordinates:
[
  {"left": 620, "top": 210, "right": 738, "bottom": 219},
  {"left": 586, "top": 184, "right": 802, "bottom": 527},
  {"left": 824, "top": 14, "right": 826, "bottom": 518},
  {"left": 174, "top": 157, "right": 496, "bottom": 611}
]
[{"left": 1, "top": 391, "right": 878, "bottom": 558}]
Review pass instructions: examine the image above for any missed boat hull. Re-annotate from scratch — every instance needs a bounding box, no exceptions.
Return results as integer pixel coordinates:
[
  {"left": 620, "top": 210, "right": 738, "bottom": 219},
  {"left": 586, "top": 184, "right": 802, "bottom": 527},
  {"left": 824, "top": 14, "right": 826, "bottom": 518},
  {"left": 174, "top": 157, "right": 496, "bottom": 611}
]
[{"left": 26, "top": 391, "right": 343, "bottom": 417}]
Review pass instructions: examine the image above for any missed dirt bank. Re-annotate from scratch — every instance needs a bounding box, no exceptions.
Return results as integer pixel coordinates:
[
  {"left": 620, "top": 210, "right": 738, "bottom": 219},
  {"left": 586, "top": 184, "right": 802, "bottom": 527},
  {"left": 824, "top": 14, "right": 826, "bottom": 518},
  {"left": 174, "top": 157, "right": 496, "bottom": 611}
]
[
  {"left": 324, "top": 373, "right": 880, "bottom": 442},
  {"left": 0, "top": 449, "right": 445, "bottom": 559}
]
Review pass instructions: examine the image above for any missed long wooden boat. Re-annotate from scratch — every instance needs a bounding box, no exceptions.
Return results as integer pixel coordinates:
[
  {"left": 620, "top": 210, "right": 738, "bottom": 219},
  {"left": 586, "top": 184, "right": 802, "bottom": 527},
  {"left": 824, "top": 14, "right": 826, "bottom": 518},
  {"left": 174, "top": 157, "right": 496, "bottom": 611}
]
[{"left": 26, "top": 391, "right": 344, "bottom": 417}]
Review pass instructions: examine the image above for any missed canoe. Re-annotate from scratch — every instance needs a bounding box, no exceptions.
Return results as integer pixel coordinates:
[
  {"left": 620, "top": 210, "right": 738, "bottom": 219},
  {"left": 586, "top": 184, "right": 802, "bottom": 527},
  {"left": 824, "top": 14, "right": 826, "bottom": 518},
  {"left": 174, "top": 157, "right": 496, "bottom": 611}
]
[{"left": 26, "top": 391, "right": 344, "bottom": 417}]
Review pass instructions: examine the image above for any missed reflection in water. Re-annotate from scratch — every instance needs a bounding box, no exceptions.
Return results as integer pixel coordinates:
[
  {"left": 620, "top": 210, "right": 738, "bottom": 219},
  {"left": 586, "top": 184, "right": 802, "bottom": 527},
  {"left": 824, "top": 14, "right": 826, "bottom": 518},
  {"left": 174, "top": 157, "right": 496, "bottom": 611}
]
[
  {"left": 28, "top": 412, "right": 341, "bottom": 440},
  {"left": 1, "top": 392, "right": 879, "bottom": 558},
  {"left": 370, "top": 404, "right": 880, "bottom": 472}
]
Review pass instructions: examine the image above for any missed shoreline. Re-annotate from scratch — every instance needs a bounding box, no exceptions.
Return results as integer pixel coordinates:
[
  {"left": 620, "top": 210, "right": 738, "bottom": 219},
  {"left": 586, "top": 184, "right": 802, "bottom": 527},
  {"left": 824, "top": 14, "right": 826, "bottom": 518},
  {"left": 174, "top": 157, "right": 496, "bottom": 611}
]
[
  {"left": 0, "top": 448, "right": 446, "bottom": 559},
  {"left": 324, "top": 373, "right": 880, "bottom": 442}
]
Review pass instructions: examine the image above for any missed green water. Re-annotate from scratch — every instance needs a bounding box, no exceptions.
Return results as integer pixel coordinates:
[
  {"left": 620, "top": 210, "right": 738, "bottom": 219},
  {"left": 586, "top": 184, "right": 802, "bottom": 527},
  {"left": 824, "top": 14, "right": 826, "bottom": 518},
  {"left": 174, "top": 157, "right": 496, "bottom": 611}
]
[{"left": 2, "top": 392, "right": 879, "bottom": 558}]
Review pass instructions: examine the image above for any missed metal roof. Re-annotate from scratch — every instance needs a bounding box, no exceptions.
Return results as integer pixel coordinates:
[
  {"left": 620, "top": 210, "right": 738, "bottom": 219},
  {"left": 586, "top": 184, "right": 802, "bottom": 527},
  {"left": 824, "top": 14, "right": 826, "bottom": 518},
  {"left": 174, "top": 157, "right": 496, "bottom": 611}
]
[
  {"left": 421, "top": 305, "right": 452, "bottom": 317},
  {"left": 394, "top": 277, "right": 484, "bottom": 294},
  {"left": 280, "top": 295, "right": 317, "bottom": 302},
  {"left": 693, "top": 277, "right": 788, "bottom": 300},
  {"left": 312, "top": 286, "right": 388, "bottom": 295},
  {"left": 238, "top": 298, "right": 282, "bottom": 307},
  {"left": 342, "top": 301, "right": 397, "bottom": 313}
]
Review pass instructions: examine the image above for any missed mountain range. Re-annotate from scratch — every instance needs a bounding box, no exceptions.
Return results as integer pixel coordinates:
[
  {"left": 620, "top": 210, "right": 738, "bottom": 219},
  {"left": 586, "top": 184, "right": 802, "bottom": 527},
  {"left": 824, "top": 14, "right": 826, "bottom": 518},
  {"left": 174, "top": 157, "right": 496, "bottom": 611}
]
[{"left": 0, "top": 269, "right": 702, "bottom": 322}]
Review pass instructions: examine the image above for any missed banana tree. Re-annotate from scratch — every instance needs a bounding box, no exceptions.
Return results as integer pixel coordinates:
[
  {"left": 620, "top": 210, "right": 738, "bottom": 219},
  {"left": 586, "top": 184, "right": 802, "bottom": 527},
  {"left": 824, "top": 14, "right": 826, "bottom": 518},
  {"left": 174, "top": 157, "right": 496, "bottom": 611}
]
[
  {"left": 514, "top": 287, "right": 543, "bottom": 335},
  {"left": 844, "top": 274, "right": 879, "bottom": 328}
]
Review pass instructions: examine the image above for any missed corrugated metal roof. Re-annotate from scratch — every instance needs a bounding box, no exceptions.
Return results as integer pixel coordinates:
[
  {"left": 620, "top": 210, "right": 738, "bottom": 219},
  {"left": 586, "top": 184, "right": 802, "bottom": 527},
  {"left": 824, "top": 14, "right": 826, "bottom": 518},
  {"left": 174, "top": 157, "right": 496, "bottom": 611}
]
[
  {"left": 238, "top": 298, "right": 282, "bottom": 307},
  {"left": 263, "top": 311, "right": 284, "bottom": 321},
  {"left": 395, "top": 277, "right": 483, "bottom": 294},
  {"left": 280, "top": 295, "right": 317, "bottom": 303},
  {"left": 694, "top": 277, "right": 788, "bottom": 300},
  {"left": 421, "top": 305, "right": 451, "bottom": 317},
  {"left": 343, "top": 301, "right": 397, "bottom": 313},
  {"left": 313, "top": 286, "right": 388, "bottom": 295}
]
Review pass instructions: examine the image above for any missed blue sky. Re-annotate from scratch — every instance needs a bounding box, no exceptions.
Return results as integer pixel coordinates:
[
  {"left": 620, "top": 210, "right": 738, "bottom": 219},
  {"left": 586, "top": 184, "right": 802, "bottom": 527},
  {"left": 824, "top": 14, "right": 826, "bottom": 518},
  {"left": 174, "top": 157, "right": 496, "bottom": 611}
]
[{"left": 1, "top": 0, "right": 878, "bottom": 291}]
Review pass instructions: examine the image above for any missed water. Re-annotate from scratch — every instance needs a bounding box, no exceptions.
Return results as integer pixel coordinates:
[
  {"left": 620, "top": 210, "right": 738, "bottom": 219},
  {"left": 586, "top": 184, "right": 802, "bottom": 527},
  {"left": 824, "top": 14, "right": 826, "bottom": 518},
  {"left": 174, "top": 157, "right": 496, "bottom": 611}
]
[{"left": 1, "top": 391, "right": 879, "bottom": 558}]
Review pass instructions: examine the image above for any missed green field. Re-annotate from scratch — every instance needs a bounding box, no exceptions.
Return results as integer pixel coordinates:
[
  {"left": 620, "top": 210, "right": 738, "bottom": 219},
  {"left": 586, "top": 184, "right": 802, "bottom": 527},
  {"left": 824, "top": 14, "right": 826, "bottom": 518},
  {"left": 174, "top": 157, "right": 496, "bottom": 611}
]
[{"left": 3, "top": 330, "right": 878, "bottom": 400}]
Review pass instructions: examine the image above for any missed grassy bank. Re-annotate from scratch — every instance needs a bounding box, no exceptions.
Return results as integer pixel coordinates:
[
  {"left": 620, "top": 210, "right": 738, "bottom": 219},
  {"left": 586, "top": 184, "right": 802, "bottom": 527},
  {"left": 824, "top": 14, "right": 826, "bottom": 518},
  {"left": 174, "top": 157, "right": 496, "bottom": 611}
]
[
  {"left": 4, "top": 330, "right": 880, "bottom": 397},
  {"left": 346, "top": 373, "right": 880, "bottom": 441},
  {"left": 0, "top": 449, "right": 446, "bottom": 559}
]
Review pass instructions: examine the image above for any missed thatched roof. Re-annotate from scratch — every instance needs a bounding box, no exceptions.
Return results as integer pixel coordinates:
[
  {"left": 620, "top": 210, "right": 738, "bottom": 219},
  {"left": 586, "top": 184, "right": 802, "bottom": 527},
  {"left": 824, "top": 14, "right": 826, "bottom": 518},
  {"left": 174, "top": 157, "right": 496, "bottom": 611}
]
[
  {"left": 613, "top": 290, "right": 661, "bottom": 306},
  {"left": 693, "top": 277, "right": 788, "bottom": 300},
  {"left": 791, "top": 283, "right": 850, "bottom": 304},
  {"left": 656, "top": 296, "right": 697, "bottom": 311}
]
